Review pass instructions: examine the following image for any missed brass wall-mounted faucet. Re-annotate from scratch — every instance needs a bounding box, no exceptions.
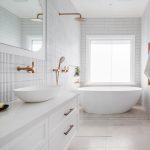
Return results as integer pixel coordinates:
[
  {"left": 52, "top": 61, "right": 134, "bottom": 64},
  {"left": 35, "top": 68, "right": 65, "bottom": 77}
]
[{"left": 17, "top": 62, "right": 35, "bottom": 73}]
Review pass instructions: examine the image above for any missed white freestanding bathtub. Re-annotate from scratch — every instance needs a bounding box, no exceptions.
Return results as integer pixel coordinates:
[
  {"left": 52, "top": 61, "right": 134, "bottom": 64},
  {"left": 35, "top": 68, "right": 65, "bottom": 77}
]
[{"left": 78, "top": 86, "right": 142, "bottom": 114}]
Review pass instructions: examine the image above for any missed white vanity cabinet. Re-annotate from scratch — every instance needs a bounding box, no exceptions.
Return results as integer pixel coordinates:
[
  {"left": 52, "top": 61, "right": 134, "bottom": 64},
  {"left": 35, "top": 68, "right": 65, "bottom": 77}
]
[
  {"left": 0, "top": 94, "right": 79, "bottom": 150},
  {"left": 1, "top": 119, "right": 49, "bottom": 150},
  {"left": 49, "top": 98, "right": 78, "bottom": 150}
]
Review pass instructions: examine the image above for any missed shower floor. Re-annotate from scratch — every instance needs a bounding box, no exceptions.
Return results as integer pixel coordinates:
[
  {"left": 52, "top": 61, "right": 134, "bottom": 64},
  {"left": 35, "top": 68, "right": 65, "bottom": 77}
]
[{"left": 68, "top": 105, "right": 150, "bottom": 150}]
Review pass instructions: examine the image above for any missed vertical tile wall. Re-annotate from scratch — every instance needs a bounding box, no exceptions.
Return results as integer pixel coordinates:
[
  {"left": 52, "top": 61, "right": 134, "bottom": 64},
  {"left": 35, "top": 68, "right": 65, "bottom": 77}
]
[
  {"left": 80, "top": 18, "right": 141, "bottom": 86},
  {"left": 0, "top": 52, "right": 46, "bottom": 102}
]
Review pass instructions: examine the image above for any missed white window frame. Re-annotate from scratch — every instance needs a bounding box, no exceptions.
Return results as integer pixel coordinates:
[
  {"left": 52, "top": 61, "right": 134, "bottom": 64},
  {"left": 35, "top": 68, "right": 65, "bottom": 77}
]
[
  {"left": 27, "top": 36, "right": 43, "bottom": 51},
  {"left": 86, "top": 35, "right": 136, "bottom": 86}
]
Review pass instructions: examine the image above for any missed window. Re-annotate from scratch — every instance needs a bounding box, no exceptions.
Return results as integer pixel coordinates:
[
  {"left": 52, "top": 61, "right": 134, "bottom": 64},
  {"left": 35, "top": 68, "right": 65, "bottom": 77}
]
[
  {"left": 27, "top": 36, "right": 42, "bottom": 52},
  {"left": 31, "top": 40, "right": 42, "bottom": 52},
  {"left": 86, "top": 35, "right": 135, "bottom": 85}
]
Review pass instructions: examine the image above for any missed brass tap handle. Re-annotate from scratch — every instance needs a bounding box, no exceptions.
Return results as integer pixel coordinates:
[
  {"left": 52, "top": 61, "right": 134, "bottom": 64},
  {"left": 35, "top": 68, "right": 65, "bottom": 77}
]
[
  {"left": 31, "top": 61, "right": 35, "bottom": 73},
  {"left": 53, "top": 68, "right": 60, "bottom": 72},
  {"left": 32, "top": 61, "right": 34, "bottom": 68},
  {"left": 62, "top": 66, "right": 69, "bottom": 73}
]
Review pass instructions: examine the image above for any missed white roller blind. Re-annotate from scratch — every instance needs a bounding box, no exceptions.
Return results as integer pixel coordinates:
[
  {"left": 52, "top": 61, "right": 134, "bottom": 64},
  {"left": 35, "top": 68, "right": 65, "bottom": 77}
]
[{"left": 88, "top": 37, "right": 134, "bottom": 84}]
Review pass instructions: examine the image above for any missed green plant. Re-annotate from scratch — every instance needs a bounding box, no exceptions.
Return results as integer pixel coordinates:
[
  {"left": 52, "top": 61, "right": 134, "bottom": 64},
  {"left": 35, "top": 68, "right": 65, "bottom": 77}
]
[{"left": 74, "top": 66, "right": 80, "bottom": 77}]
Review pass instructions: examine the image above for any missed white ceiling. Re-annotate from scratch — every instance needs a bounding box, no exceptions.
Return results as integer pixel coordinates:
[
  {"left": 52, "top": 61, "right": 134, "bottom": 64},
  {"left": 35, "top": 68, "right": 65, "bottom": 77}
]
[
  {"left": 70, "top": 0, "right": 150, "bottom": 18},
  {"left": 0, "top": 0, "right": 42, "bottom": 18}
]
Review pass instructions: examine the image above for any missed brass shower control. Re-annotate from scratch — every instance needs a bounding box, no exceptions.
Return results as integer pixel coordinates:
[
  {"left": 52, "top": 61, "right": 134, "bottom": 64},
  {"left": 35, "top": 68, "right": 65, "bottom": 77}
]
[
  {"left": 53, "top": 56, "right": 68, "bottom": 85},
  {"left": 61, "top": 66, "right": 69, "bottom": 73}
]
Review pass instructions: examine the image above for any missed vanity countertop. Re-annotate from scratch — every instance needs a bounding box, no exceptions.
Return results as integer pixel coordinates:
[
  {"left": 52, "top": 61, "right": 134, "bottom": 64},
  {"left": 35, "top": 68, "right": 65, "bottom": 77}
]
[{"left": 0, "top": 92, "right": 78, "bottom": 146}]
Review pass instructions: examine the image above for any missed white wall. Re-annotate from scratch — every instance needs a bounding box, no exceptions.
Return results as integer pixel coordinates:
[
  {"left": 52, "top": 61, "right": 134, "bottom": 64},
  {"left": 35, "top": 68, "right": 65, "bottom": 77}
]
[
  {"left": 0, "top": 7, "right": 21, "bottom": 47},
  {"left": 80, "top": 18, "right": 141, "bottom": 86},
  {"left": 141, "top": 0, "right": 150, "bottom": 87},
  {"left": 0, "top": 0, "right": 80, "bottom": 102},
  {"left": 21, "top": 19, "right": 43, "bottom": 50},
  {"left": 141, "top": 0, "right": 150, "bottom": 112}
]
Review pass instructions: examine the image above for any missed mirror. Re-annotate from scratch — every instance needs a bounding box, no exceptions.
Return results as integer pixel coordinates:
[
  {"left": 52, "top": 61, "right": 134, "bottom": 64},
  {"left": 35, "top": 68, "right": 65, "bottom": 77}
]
[{"left": 0, "top": 0, "right": 44, "bottom": 52}]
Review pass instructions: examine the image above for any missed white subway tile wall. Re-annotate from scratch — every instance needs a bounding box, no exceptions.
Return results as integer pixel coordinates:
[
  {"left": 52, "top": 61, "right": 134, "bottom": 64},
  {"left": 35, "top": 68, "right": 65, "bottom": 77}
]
[
  {"left": 80, "top": 18, "right": 141, "bottom": 86},
  {"left": 0, "top": 0, "right": 80, "bottom": 102}
]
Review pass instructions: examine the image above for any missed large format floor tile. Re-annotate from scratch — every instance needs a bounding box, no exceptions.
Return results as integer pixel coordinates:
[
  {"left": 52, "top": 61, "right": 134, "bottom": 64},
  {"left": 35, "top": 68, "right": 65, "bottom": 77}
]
[{"left": 68, "top": 106, "right": 150, "bottom": 150}]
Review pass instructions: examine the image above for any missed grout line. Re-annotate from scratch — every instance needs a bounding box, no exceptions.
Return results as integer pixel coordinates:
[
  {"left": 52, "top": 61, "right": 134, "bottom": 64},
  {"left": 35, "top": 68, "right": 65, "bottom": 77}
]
[{"left": 76, "top": 135, "right": 112, "bottom": 138}]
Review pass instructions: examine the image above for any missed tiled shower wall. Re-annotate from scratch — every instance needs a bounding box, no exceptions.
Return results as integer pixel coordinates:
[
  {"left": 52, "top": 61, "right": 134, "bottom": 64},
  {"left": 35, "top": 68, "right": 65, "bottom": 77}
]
[
  {"left": 46, "top": 0, "right": 80, "bottom": 86},
  {"left": 80, "top": 18, "right": 141, "bottom": 86},
  {"left": 0, "top": 0, "right": 80, "bottom": 102},
  {"left": 0, "top": 7, "right": 21, "bottom": 47}
]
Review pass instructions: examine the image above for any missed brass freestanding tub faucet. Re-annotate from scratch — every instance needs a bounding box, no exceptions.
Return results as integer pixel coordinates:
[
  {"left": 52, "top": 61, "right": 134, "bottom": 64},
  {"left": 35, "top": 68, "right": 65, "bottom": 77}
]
[{"left": 17, "top": 62, "right": 35, "bottom": 73}]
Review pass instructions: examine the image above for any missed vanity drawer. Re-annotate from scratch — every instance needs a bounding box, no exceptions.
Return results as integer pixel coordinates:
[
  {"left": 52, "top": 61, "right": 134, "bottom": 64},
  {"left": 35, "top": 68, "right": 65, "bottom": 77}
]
[
  {"left": 1, "top": 119, "right": 48, "bottom": 150},
  {"left": 49, "top": 97, "right": 77, "bottom": 132},
  {"left": 49, "top": 111, "right": 78, "bottom": 150}
]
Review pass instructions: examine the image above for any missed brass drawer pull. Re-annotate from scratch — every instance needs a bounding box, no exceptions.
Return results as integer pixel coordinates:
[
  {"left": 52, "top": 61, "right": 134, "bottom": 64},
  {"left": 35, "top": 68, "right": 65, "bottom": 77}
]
[
  {"left": 64, "top": 108, "right": 74, "bottom": 116},
  {"left": 64, "top": 125, "right": 74, "bottom": 135}
]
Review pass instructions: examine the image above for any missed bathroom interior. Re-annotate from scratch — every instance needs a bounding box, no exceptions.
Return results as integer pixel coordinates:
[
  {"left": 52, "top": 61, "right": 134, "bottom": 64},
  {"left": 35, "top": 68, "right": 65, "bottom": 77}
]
[{"left": 1, "top": 0, "right": 150, "bottom": 149}]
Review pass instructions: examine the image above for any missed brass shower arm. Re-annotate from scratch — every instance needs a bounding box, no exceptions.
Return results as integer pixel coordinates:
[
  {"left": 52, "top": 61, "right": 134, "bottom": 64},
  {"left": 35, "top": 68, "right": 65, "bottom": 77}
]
[
  {"left": 59, "top": 13, "right": 82, "bottom": 18},
  {"left": 58, "top": 12, "right": 86, "bottom": 22},
  {"left": 37, "top": 13, "right": 43, "bottom": 19}
]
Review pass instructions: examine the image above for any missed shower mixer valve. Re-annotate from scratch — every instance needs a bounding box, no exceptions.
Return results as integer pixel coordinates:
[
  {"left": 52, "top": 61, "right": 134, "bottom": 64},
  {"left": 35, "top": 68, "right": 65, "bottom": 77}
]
[
  {"left": 52, "top": 56, "right": 69, "bottom": 85},
  {"left": 61, "top": 66, "right": 69, "bottom": 73},
  {"left": 53, "top": 66, "right": 69, "bottom": 73}
]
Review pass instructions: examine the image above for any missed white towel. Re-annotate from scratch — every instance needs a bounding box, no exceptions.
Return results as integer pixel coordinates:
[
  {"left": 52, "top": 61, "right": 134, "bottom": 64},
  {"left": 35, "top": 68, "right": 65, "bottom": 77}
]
[{"left": 144, "top": 53, "right": 150, "bottom": 79}]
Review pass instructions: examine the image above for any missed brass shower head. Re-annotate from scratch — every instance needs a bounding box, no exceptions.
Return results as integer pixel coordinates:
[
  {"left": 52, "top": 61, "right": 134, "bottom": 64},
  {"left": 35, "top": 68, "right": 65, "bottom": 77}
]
[
  {"left": 58, "top": 56, "right": 65, "bottom": 69},
  {"left": 59, "top": 13, "right": 86, "bottom": 22},
  {"left": 75, "top": 16, "right": 86, "bottom": 22},
  {"left": 59, "top": 56, "right": 65, "bottom": 64}
]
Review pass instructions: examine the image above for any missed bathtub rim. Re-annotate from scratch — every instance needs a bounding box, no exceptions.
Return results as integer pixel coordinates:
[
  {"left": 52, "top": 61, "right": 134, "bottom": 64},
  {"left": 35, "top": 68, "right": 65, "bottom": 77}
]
[{"left": 78, "top": 86, "right": 142, "bottom": 92}]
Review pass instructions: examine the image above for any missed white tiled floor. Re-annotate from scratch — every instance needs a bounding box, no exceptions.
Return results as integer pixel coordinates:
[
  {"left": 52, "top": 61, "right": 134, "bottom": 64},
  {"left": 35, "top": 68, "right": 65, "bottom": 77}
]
[{"left": 68, "top": 106, "right": 150, "bottom": 150}]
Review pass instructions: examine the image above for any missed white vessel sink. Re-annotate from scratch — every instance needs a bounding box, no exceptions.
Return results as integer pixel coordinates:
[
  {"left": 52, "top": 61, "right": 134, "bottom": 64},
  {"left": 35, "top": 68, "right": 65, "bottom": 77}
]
[{"left": 14, "top": 86, "right": 62, "bottom": 103}]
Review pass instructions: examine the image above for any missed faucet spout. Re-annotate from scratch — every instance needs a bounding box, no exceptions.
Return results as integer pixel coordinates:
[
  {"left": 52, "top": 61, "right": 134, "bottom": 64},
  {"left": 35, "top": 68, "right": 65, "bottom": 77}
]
[{"left": 17, "top": 62, "right": 35, "bottom": 73}]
